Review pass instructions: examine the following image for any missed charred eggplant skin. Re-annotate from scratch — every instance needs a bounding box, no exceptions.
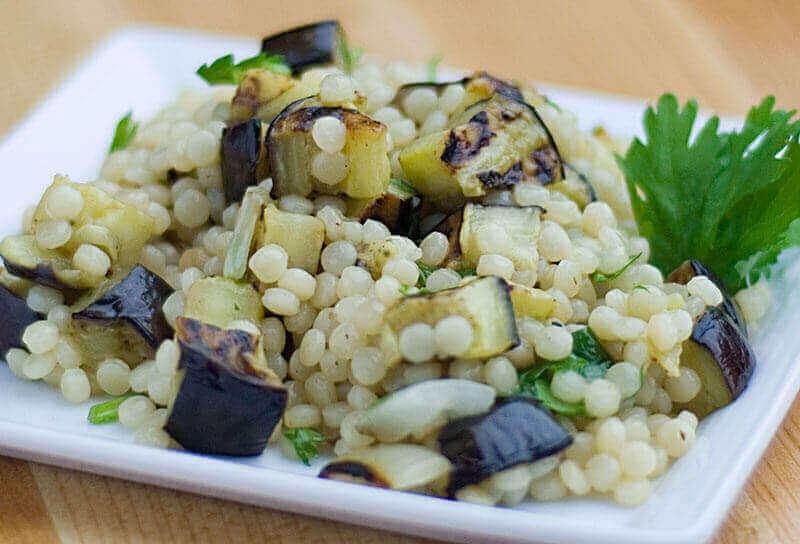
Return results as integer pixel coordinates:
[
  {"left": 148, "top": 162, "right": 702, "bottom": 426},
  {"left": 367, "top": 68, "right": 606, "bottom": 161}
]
[
  {"left": 318, "top": 461, "right": 388, "bottom": 487},
  {"left": 166, "top": 318, "right": 288, "bottom": 456},
  {"left": 221, "top": 118, "right": 263, "bottom": 204},
  {"left": 692, "top": 308, "right": 755, "bottom": 402},
  {"left": 438, "top": 398, "right": 572, "bottom": 495},
  {"left": 668, "top": 260, "right": 746, "bottom": 333},
  {"left": 72, "top": 265, "right": 173, "bottom": 349},
  {"left": 0, "top": 284, "right": 40, "bottom": 356},
  {"left": 261, "top": 20, "right": 341, "bottom": 75}
]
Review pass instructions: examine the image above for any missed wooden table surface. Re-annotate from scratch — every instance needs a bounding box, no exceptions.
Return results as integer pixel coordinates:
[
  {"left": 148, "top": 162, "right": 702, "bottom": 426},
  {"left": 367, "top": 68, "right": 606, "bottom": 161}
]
[{"left": 1, "top": 1, "right": 799, "bottom": 542}]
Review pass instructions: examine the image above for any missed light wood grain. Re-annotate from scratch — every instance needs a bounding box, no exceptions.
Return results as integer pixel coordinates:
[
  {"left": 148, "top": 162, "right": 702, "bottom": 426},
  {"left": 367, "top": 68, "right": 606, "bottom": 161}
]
[{"left": 1, "top": 1, "right": 799, "bottom": 543}]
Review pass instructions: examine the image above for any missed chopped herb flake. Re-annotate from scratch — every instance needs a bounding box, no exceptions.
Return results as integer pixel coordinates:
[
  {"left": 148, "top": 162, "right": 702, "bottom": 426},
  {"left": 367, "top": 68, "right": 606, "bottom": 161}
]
[
  {"left": 283, "top": 427, "right": 324, "bottom": 465},
  {"left": 109, "top": 111, "right": 138, "bottom": 153},
  {"left": 87, "top": 394, "right": 138, "bottom": 425}
]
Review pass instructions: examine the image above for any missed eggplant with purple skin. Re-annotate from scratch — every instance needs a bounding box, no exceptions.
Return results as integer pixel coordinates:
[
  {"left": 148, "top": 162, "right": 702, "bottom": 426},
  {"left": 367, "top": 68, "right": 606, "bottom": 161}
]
[
  {"left": 319, "top": 444, "right": 451, "bottom": 493},
  {"left": 220, "top": 118, "right": 266, "bottom": 204},
  {"left": 0, "top": 272, "right": 40, "bottom": 357},
  {"left": 346, "top": 178, "right": 420, "bottom": 235},
  {"left": 70, "top": 265, "right": 173, "bottom": 365},
  {"left": 438, "top": 398, "right": 572, "bottom": 495},
  {"left": 261, "top": 20, "right": 341, "bottom": 75},
  {"left": 165, "top": 317, "right": 287, "bottom": 456},
  {"left": 667, "top": 260, "right": 755, "bottom": 417}
]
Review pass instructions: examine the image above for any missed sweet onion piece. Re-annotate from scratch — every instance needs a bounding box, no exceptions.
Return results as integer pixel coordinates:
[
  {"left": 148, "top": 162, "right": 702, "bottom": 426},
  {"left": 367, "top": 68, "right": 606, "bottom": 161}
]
[
  {"left": 221, "top": 118, "right": 264, "bottom": 204},
  {"left": 0, "top": 283, "right": 39, "bottom": 356},
  {"left": 223, "top": 187, "right": 266, "bottom": 279},
  {"left": 438, "top": 398, "right": 573, "bottom": 495},
  {"left": 261, "top": 20, "right": 341, "bottom": 75},
  {"left": 71, "top": 265, "right": 173, "bottom": 364},
  {"left": 165, "top": 317, "right": 287, "bottom": 456},
  {"left": 364, "top": 379, "right": 496, "bottom": 443},
  {"left": 319, "top": 443, "right": 451, "bottom": 492},
  {"left": 676, "top": 307, "right": 756, "bottom": 418}
]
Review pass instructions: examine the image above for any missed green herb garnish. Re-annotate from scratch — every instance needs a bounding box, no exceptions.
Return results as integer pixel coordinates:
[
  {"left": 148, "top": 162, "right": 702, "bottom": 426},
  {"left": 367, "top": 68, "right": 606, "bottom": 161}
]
[
  {"left": 618, "top": 94, "right": 800, "bottom": 291},
  {"left": 87, "top": 394, "right": 137, "bottom": 424},
  {"left": 417, "top": 263, "right": 437, "bottom": 286},
  {"left": 336, "top": 32, "right": 362, "bottom": 74},
  {"left": 283, "top": 427, "right": 324, "bottom": 465},
  {"left": 196, "top": 53, "right": 291, "bottom": 85},
  {"left": 455, "top": 267, "right": 476, "bottom": 278},
  {"left": 426, "top": 54, "right": 443, "bottom": 82},
  {"left": 399, "top": 284, "right": 430, "bottom": 296},
  {"left": 591, "top": 252, "right": 642, "bottom": 283},
  {"left": 109, "top": 112, "right": 138, "bottom": 153},
  {"left": 543, "top": 95, "right": 562, "bottom": 112}
]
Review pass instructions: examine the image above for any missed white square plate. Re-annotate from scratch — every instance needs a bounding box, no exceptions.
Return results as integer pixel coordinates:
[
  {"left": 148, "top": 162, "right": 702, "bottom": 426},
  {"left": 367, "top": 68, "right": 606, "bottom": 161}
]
[{"left": 1, "top": 26, "right": 798, "bottom": 544}]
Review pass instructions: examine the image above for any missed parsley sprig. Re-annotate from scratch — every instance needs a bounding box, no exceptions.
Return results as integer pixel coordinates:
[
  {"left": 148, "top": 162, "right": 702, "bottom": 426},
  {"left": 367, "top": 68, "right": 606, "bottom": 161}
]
[
  {"left": 336, "top": 32, "right": 362, "bottom": 74},
  {"left": 283, "top": 427, "right": 324, "bottom": 465},
  {"left": 197, "top": 53, "right": 291, "bottom": 85},
  {"left": 618, "top": 94, "right": 800, "bottom": 291},
  {"left": 109, "top": 112, "right": 138, "bottom": 153}
]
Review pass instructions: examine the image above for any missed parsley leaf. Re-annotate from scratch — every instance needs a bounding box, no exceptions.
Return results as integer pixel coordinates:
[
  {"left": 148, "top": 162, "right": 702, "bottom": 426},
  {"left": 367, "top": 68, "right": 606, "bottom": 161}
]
[
  {"left": 87, "top": 394, "right": 138, "bottom": 424},
  {"left": 197, "top": 53, "right": 291, "bottom": 85},
  {"left": 426, "top": 54, "right": 443, "bottom": 82},
  {"left": 417, "top": 263, "right": 437, "bottom": 286},
  {"left": 591, "top": 252, "right": 642, "bottom": 283},
  {"left": 455, "top": 267, "right": 476, "bottom": 278},
  {"left": 109, "top": 112, "right": 138, "bottom": 153},
  {"left": 283, "top": 427, "right": 324, "bottom": 465},
  {"left": 618, "top": 94, "right": 800, "bottom": 291},
  {"left": 336, "top": 32, "right": 362, "bottom": 74}
]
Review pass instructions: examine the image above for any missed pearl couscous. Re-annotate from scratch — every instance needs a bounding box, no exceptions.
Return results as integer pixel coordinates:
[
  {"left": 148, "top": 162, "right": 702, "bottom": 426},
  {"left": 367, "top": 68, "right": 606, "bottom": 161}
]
[{"left": 0, "top": 20, "right": 765, "bottom": 509}]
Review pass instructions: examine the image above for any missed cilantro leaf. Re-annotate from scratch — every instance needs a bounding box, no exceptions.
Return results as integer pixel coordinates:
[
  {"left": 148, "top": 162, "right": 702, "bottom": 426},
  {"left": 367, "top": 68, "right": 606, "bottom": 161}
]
[
  {"left": 109, "top": 111, "right": 138, "bottom": 153},
  {"left": 336, "top": 32, "right": 362, "bottom": 74},
  {"left": 426, "top": 54, "right": 443, "bottom": 82},
  {"left": 197, "top": 53, "right": 291, "bottom": 85},
  {"left": 618, "top": 94, "right": 800, "bottom": 291},
  {"left": 88, "top": 394, "right": 138, "bottom": 424},
  {"left": 570, "top": 328, "right": 612, "bottom": 374},
  {"left": 591, "top": 252, "right": 642, "bottom": 283},
  {"left": 283, "top": 427, "right": 324, "bottom": 465}
]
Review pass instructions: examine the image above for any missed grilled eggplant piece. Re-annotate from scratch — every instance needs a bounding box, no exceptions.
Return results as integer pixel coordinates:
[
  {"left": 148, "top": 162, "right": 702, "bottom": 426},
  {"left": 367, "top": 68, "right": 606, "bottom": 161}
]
[
  {"left": 438, "top": 398, "right": 573, "bottom": 495},
  {"left": 184, "top": 277, "right": 264, "bottom": 329},
  {"left": 0, "top": 280, "right": 40, "bottom": 357},
  {"left": 668, "top": 260, "right": 745, "bottom": 333},
  {"left": 399, "top": 94, "right": 563, "bottom": 203},
  {"left": 260, "top": 204, "right": 325, "bottom": 273},
  {"left": 71, "top": 265, "right": 173, "bottom": 364},
  {"left": 550, "top": 163, "right": 597, "bottom": 208},
  {"left": 675, "top": 307, "right": 756, "bottom": 418},
  {"left": 364, "top": 379, "right": 496, "bottom": 442},
  {"left": 347, "top": 179, "right": 420, "bottom": 235},
  {"left": 384, "top": 276, "right": 519, "bottom": 359},
  {"left": 458, "top": 203, "right": 541, "bottom": 270},
  {"left": 230, "top": 68, "right": 297, "bottom": 123},
  {"left": 165, "top": 317, "right": 287, "bottom": 456},
  {"left": 221, "top": 119, "right": 266, "bottom": 204},
  {"left": 261, "top": 20, "right": 341, "bottom": 74},
  {"left": 2, "top": 176, "right": 154, "bottom": 290},
  {"left": 268, "top": 99, "right": 391, "bottom": 199},
  {"left": 319, "top": 444, "right": 451, "bottom": 492},
  {"left": 509, "top": 283, "right": 555, "bottom": 320}
]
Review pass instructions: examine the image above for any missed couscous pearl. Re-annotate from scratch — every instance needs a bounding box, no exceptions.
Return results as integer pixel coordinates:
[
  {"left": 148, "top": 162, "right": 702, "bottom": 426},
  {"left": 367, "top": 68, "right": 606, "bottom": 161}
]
[
  {"left": 262, "top": 288, "right": 300, "bottom": 316},
  {"left": 538, "top": 222, "right": 572, "bottom": 262},
  {"left": 22, "top": 321, "right": 60, "bottom": 354},
  {"left": 530, "top": 473, "right": 568, "bottom": 501},
  {"left": 582, "top": 201, "right": 616, "bottom": 236},
  {"left": 329, "top": 322, "right": 361, "bottom": 361},
  {"left": 23, "top": 352, "right": 57, "bottom": 380},
  {"left": 147, "top": 371, "right": 172, "bottom": 405},
  {"left": 304, "top": 372, "right": 337, "bottom": 407},
  {"left": 60, "top": 368, "right": 91, "bottom": 403},
  {"left": 434, "top": 315, "right": 474, "bottom": 357},
  {"left": 388, "top": 119, "right": 417, "bottom": 146},
  {"left": 312, "top": 116, "right": 347, "bottom": 153},
  {"left": 285, "top": 403, "right": 322, "bottom": 428},
  {"left": 73, "top": 244, "right": 111, "bottom": 277},
  {"left": 322, "top": 401, "right": 350, "bottom": 428},
  {"left": 155, "top": 340, "right": 180, "bottom": 375},
  {"left": 36, "top": 220, "right": 72, "bottom": 249},
  {"left": 55, "top": 339, "right": 82, "bottom": 368},
  {"left": 438, "top": 84, "right": 466, "bottom": 113},
  {"left": 551, "top": 370, "right": 588, "bottom": 403},
  {"left": 299, "top": 329, "right": 326, "bottom": 367},
  {"left": 476, "top": 254, "right": 514, "bottom": 280},
  {"left": 45, "top": 185, "right": 84, "bottom": 220},
  {"left": 312, "top": 152, "right": 349, "bottom": 186},
  {"left": 419, "top": 231, "right": 449, "bottom": 266},
  {"left": 620, "top": 441, "right": 657, "bottom": 478},
  {"left": 398, "top": 323, "right": 435, "bottom": 363},
  {"left": 185, "top": 130, "right": 219, "bottom": 167},
  {"left": 647, "top": 313, "right": 677, "bottom": 352},
  {"left": 655, "top": 418, "right": 695, "bottom": 457},
  {"left": 687, "top": 276, "right": 723, "bottom": 307},
  {"left": 595, "top": 417, "right": 626, "bottom": 455},
  {"left": 97, "top": 358, "right": 131, "bottom": 396},
  {"left": 26, "top": 285, "right": 64, "bottom": 314},
  {"left": 161, "top": 292, "right": 185, "bottom": 328},
  {"left": 381, "top": 258, "right": 418, "bottom": 285},
  {"left": 585, "top": 379, "right": 622, "bottom": 417},
  {"left": 173, "top": 188, "right": 211, "bottom": 228},
  {"left": 351, "top": 347, "right": 386, "bottom": 386},
  {"left": 402, "top": 88, "right": 438, "bottom": 122},
  {"left": 558, "top": 460, "right": 590, "bottom": 496},
  {"left": 278, "top": 194, "right": 316, "bottom": 215},
  {"left": 362, "top": 219, "right": 390, "bottom": 243},
  {"left": 320, "top": 351, "right": 348, "bottom": 383},
  {"left": 118, "top": 396, "right": 155, "bottom": 428},
  {"left": 585, "top": 453, "right": 622, "bottom": 492},
  {"left": 249, "top": 244, "right": 289, "bottom": 284},
  {"left": 336, "top": 266, "right": 373, "bottom": 298},
  {"left": 278, "top": 268, "right": 317, "bottom": 301},
  {"left": 613, "top": 478, "right": 652, "bottom": 506},
  {"left": 664, "top": 367, "right": 702, "bottom": 403},
  {"left": 532, "top": 325, "right": 573, "bottom": 361},
  {"left": 374, "top": 275, "right": 402, "bottom": 306},
  {"left": 426, "top": 268, "right": 461, "bottom": 292},
  {"left": 605, "top": 362, "right": 642, "bottom": 398},
  {"left": 6, "top": 348, "right": 29, "bottom": 379},
  {"left": 319, "top": 74, "right": 356, "bottom": 105},
  {"left": 321, "top": 240, "right": 358, "bottom": 275},
  {"left": 483, "top": 356, "right": 518, "bottom": 395}
]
